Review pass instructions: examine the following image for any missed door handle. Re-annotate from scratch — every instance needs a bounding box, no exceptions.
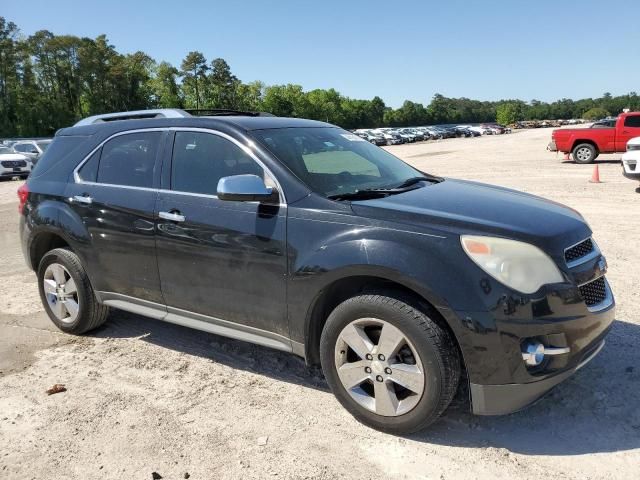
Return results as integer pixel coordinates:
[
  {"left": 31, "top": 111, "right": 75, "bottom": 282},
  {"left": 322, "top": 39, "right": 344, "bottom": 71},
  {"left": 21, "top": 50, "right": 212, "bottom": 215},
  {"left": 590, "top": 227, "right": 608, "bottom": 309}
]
[
  {"left": 159, "top": 211, "right": 185, "bottom": 222},
  {"left": 73, "top": 194, "right": 93, "bottom": 205}
]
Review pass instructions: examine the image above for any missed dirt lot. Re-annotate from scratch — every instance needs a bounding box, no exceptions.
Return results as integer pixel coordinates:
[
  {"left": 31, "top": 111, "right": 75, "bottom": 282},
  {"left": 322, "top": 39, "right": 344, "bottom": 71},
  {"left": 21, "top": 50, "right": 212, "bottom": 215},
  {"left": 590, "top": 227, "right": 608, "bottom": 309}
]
[{"left": 1, "top": 128, "right": 638, "bottom": 480}]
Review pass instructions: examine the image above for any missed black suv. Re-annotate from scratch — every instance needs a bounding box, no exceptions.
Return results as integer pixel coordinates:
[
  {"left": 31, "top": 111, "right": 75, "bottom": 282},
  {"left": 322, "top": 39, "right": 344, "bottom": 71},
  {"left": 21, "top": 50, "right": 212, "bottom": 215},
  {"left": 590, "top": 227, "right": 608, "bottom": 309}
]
[{"left": 19, "top": 109, "right": 615, "bottom": 433}]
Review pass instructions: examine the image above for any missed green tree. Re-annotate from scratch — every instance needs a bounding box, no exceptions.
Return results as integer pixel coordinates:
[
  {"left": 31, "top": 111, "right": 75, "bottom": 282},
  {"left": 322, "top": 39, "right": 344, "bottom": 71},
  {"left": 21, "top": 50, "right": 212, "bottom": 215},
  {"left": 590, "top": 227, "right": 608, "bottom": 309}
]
[
  {"left": 180, "top": 51, "right": 207, "bottom": 109},
  {"left": 150, "top": 61, "right": 182, "bottom": 108},
  {"left": 496, "top": 102, "right": 523, "bottom": 125},
  {"left": 582, "top": 107, "right": 610, "bottom": 120}
]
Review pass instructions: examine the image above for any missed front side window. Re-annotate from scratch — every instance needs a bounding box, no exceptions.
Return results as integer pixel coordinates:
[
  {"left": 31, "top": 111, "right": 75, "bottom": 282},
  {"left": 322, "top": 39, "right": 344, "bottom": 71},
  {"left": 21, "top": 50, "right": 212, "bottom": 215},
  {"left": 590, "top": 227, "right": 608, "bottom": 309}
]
[
  {"left": 97, "top": 132, "right": 161, "bottom": 188},
  {"left": 624, "top": 116, "right": 640, "bottom": 128},
  {"left": 171, "top": 131, "right": 264, "bottom": 195},
  {"left": 37, "top": 141, "right": 51, "bottom": 152},
  {"left": 251, "top": 127, "right": 422, "bottom": 197}
]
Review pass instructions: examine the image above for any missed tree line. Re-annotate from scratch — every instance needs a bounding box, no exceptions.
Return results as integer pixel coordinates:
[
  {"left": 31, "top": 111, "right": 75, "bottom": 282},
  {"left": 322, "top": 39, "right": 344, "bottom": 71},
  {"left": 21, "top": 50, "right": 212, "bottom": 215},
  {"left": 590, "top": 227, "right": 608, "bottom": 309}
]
[{"left": 2, "top": 17, "right": 639, "bottom": 137}]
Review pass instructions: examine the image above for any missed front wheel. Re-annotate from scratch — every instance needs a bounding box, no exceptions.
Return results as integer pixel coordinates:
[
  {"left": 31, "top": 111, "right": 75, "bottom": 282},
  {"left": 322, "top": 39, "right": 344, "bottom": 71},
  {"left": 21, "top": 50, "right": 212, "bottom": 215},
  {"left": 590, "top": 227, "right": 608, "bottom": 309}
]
[
  {"left": 320, "top": 294, "right": 460, "bottom": 434},
  {"left": 572, "top": 143, "right": 597, "bottom": 164}
]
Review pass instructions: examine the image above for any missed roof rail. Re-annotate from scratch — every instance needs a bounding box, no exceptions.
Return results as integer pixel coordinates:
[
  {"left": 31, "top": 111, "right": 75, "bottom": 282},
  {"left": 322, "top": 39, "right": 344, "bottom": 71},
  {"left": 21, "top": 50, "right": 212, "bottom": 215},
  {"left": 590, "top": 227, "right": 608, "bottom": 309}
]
[
  {"left": 184, "top": 108, "right": 275, "bottom": 117},
  {"left": 73, "top": 109, "right": 192, "bottom": 126}
]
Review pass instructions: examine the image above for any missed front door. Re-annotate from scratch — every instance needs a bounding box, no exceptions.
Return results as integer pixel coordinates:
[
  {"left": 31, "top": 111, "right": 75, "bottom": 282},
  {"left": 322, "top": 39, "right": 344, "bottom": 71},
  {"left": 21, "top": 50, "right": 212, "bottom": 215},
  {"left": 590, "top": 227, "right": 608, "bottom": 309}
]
[
  {"left": 65, "top": 130, "right": 165, "bottom": 303},
  {"left": 616, "top": 115, "right": 640, "bottom": 151},
  {"left": 155, "top": 130, "right": 288, "bottom": 337}
]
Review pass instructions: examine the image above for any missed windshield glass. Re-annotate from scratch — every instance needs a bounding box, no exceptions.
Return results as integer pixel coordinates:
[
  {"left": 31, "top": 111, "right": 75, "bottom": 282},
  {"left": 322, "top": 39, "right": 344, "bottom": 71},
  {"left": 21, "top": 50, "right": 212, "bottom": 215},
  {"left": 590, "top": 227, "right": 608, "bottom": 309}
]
[
  {"left": 37, "top": 141, "right": 51, "bottom": 151},
  {"left": 252, "top": 127, "right": 424, "bottom": 198}
]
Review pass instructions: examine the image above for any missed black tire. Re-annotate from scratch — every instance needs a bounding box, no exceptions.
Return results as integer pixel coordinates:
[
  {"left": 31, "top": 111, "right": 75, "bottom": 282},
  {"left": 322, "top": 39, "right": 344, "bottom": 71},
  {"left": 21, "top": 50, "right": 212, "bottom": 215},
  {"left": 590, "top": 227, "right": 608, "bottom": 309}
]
[
  {"left": 320, "top": 293, "right": 460, "bottom": 434},
  {"left": 37, "top": 248, "right": 109, "bottom": 334},
  {"left": 572, "top": 143, "right": 597, "bottom": 164}
]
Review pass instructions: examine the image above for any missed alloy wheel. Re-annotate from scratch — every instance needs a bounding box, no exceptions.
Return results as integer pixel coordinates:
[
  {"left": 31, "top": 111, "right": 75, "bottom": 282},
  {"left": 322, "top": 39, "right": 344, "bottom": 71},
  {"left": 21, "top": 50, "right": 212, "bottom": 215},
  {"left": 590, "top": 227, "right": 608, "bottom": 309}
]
[
  {"left": 43, "top": 263, "right": 80, "bottom": 324},
  {"left": 334, "top": 318, "right": 425, "bottom": 417},
  {"left": 576, "top": 147, "right": 592, "bottom": 162}
]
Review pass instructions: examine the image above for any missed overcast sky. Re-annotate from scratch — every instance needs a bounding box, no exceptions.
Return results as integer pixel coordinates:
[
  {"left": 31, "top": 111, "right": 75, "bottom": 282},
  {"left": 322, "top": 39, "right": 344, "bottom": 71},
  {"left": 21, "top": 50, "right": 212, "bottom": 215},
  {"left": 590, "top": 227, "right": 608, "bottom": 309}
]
[{"left": 5, "top": 0, "right": 640, "bottom": 108}]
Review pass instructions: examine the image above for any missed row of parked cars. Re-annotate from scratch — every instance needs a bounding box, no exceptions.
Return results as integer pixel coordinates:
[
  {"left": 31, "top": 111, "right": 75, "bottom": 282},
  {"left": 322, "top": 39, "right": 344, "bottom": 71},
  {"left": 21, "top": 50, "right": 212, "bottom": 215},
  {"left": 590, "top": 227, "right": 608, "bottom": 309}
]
[
  {"left": 353, "top": 124, "right": 511, "bottom": 146},
  {"left": 0, "top": 138, "right": 51, "bottom": 180}
]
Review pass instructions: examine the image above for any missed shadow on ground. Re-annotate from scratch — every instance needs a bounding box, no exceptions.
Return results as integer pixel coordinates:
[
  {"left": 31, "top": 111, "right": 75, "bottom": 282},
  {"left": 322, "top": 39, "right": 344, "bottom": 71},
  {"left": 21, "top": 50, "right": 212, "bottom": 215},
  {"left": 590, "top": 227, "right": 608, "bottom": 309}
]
[{"left": 91, "top": 313, "right": 640, "bottom": 457}]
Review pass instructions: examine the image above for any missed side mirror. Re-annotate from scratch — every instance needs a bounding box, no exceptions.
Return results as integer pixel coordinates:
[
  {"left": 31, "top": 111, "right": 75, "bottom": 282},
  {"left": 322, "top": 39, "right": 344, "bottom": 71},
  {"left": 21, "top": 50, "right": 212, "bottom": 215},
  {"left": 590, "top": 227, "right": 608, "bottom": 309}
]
[
  {"left": 217, "top": 174, "right": 276, "bottom": 202},
  {"left": 29, "top": 148, "right": 39, "bottom": 154}
]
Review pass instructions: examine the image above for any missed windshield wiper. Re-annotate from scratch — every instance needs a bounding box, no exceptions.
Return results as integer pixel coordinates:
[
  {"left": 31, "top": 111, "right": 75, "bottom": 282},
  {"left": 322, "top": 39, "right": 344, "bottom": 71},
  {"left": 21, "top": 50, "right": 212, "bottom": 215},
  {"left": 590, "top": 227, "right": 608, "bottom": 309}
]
[
  {"left": 327, "top": 189, "right": 397, "bottom": 201},
  {"left": 392, "top": 174, "right": 443, "bottom": 189}
]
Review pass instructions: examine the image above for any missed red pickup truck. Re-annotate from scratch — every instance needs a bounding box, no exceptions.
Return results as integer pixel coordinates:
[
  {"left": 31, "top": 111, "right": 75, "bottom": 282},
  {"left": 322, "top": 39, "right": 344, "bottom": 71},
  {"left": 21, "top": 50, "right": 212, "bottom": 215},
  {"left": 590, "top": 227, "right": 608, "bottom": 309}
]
[{"left": 547, "top": 111, "right": 640, "bottom": 163}]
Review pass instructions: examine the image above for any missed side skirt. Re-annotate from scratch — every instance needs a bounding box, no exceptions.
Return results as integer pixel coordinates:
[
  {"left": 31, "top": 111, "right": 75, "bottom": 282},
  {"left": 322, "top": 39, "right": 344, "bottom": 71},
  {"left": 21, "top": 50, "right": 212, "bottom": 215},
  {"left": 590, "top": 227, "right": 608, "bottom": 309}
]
[{"left": 96, "top": 291, "right": 304, "bottom": 356}]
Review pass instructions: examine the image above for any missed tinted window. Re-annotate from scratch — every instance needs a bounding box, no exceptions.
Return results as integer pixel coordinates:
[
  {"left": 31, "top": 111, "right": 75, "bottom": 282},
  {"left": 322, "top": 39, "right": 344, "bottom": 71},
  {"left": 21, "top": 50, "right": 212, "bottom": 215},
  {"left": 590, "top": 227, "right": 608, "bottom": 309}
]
[
  {"left": 77, "top": 148, "right": 101, "bottom": 182},
  {"left": 97, "top": 132, "right": 161, "bottom": 188},
  {"left": 624, "top": 116, "right": 640, "bottom": 128},
  {"left": 30, "top": 135, "right": 90, "bottom": 178},
  {"left": 171, "top": 132, "right": 264, "bottom": 195},
  {"left": 252, "top": 127, "right": 421, "bottom": 198}
]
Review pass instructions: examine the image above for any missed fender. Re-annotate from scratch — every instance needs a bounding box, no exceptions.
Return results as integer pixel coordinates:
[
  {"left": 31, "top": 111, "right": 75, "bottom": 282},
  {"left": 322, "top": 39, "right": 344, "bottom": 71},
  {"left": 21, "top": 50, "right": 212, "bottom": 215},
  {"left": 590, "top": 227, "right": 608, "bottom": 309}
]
[
  {"left": 286, "top": 224, "right": 489, "bottom": 347},
  {"left": 26, "top": 198, "right": 93, "bottom": 273}
]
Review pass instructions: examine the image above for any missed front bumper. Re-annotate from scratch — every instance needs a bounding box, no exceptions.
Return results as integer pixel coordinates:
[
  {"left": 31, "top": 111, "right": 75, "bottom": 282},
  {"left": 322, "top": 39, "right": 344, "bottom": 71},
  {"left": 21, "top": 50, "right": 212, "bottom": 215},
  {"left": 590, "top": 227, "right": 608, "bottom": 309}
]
[
  {"left": 547, "top": 140, "right": 558, "bottom": 152},
  {"left": 621, "top": 153, "right": 640, "bottom": 180},
  {"left": 471, "top": 335, "right": 608, "bottom": 415}
]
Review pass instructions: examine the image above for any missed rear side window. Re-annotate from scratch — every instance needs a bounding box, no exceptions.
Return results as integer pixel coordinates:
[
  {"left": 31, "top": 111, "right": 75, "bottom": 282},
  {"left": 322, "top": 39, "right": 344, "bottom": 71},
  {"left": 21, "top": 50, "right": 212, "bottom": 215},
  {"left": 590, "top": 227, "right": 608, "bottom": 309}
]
[
  {"left": 171, "top": 131, "right": 264, "bottom": 195},
  {"left": 30, "top": 136, "right": 89, "bottom": 178},
  {"left": 96, "top": 132, "right": 161, "bottom": 188},
  {"left": 624, "top": 116, "right": 640, "bottom": 128}
]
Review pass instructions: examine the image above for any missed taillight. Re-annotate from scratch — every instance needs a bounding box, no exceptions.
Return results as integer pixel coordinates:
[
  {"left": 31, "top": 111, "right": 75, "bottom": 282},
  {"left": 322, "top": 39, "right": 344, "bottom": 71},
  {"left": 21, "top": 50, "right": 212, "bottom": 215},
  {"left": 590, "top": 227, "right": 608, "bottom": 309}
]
[{"left": 17, "top": 183, "right": 29, "bottom": 214}]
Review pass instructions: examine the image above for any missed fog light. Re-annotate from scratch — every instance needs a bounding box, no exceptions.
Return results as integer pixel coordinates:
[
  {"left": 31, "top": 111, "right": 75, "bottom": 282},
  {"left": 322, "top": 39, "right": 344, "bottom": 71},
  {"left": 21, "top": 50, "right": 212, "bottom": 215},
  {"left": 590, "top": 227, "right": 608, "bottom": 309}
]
[{"left": 521, "top": 339, "right": 571, "bottom": 367}]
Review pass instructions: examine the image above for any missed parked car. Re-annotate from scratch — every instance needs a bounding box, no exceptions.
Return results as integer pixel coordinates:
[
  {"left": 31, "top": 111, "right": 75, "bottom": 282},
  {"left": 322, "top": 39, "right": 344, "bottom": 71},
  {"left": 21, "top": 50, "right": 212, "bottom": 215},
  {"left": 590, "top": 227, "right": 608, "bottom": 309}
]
[
  {"left": 621, "top": 136, "right": 640, "bottom": 188},
  {"left": 12, "top": 139, "right": 52, "bottom": 165},
  {"left": 20, "top": 109, "right": 615, "bottom": 434},
  {"left": 0, "top": 146, "right": 31, "bottom": 179},
  {"left": 548, "top": 112, "right": 640, "bottom": 163},
  {"left": 590, "top": 118, "right": 616, "bottom": 128}
]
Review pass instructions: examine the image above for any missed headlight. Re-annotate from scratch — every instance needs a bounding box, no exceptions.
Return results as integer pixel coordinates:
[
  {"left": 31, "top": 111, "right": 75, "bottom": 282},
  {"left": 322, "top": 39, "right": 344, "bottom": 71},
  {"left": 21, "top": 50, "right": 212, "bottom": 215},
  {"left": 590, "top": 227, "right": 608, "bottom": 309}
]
[
  {"left": 460, "top": 235, "right": 564, "bottom": 294},
  {"left": 626, "top": 144, "right": 640, "bottom": 151}
]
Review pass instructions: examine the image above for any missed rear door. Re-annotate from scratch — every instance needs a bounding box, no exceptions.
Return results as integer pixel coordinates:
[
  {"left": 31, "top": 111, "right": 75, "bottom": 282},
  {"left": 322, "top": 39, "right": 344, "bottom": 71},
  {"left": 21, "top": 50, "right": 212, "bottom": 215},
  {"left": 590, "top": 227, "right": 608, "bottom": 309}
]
[
  {"left": 155, "top": 129, "right": 288, "bottom": 337},
  {"left": 65, "top": 129, "right": 166, "bottom": 304},
  {"left": 616, "top": 114, "right": 640, "bottom": 151}
]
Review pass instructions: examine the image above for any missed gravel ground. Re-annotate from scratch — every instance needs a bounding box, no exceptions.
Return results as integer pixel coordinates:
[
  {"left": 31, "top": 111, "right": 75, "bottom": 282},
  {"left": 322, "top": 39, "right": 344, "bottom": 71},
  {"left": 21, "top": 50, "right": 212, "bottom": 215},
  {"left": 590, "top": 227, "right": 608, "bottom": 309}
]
[{"left": 0, "top": 127, "right": 638, "bottom": 480}]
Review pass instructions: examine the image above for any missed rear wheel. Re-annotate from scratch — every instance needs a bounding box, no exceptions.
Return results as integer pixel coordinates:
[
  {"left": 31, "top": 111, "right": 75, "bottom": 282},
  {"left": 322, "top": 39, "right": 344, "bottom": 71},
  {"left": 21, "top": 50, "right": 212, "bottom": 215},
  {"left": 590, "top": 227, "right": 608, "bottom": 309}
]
[
  {"left": 572, "top": 143, "right": 597, "bottom": 164},
  {"left": 320, "top": 294, "right": 460, "bottom": 433},
  {"left": 38, "top": 248, "right": 109, "bottom": 334}
]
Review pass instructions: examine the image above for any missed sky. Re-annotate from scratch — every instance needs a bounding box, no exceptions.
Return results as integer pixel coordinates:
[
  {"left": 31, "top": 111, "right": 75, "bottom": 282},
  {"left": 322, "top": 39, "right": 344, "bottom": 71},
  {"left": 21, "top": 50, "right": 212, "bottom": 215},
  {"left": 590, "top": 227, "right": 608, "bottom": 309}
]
[{"left": 4, "top": 0, "right": 640, "bottom": 108}]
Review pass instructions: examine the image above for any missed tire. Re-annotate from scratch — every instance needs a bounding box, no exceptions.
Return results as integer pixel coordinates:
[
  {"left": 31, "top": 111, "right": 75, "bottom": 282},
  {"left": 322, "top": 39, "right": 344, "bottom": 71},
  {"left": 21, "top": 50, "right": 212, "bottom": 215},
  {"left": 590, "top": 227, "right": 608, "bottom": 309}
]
[
  {"left": 37, "top": 248, "right": 109, "bottom": 334},
  {"left": 572, "top": 143, "right": 597, "bottom": 164},
  {"left": 320, "top": 293, "right": 460, "bottom": 434}
]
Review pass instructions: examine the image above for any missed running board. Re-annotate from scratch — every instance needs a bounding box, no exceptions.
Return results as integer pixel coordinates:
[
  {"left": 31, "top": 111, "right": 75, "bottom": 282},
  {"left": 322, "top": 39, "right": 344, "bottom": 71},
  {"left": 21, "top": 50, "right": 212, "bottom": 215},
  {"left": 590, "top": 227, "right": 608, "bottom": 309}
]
[{"left": 97, "top": 291, "right": 294, "bottom": 353}]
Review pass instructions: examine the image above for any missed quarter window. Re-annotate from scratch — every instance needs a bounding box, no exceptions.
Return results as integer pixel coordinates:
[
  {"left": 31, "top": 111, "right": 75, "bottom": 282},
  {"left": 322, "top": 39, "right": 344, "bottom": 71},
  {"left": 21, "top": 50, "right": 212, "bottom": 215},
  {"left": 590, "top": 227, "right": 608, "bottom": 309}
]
[
  {"left": 624, "top": 116, "right": 640, "bottom": 128},
  {"left": 77, "top": 149, "right": 101, "bottom": 182},
  {"left": 96, "top": 132, "right": 161, "bottom": 188},
  {"left": 171, "top": 131, "right": 264, "bottom": 195}
]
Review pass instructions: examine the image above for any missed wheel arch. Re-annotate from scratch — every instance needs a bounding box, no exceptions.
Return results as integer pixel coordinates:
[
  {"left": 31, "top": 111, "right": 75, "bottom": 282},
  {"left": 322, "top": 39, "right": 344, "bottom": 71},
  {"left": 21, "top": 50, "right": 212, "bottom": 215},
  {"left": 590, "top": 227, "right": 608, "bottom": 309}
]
[{"left": 303, "top": 273, "right": 466, "bottom": 376}]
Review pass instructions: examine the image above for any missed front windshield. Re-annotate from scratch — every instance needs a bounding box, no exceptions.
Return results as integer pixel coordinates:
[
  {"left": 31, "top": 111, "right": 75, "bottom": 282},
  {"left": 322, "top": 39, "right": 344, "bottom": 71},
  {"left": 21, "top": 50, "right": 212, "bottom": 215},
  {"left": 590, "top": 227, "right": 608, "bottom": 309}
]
[
  {"left": 37, "top": 141, "right": 51, "bottom": 151},
  {"left": 252, "top": 127, "right": 424, "bottom": 198}
]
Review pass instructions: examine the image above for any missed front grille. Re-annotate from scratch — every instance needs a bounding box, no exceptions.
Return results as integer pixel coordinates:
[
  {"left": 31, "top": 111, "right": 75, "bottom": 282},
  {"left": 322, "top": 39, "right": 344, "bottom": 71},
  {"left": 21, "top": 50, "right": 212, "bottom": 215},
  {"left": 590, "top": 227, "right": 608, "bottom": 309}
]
[
  {"left": 565, "top": 238, "right": 594, "bottom": 264},
  {"left": 1, "top": 160, "right": 26, "bottom": 168},
  {"left": 579, "top": 277, "right": 607, "bottom": 306}
]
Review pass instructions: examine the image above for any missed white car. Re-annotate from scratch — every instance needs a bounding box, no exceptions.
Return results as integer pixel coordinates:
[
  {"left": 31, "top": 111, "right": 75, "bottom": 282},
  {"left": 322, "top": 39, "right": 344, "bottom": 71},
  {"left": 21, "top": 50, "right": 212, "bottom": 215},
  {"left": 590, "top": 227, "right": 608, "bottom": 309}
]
[
  {"left": 0, "top": 146, "right": 31, "bottom": 179},
  {"left": 12, "top": 139, "right": 51, "bottom": 165},
  {"left": 622, "top": 137, "right": 640, "bottom": 188}
]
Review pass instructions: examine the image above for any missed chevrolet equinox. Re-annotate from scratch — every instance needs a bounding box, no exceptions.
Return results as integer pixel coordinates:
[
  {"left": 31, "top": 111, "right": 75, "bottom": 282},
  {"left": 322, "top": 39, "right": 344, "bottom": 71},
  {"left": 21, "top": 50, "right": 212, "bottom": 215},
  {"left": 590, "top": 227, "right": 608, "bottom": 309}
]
[{"left": 19, "top": 109, "right": 615, "bottom": 433}]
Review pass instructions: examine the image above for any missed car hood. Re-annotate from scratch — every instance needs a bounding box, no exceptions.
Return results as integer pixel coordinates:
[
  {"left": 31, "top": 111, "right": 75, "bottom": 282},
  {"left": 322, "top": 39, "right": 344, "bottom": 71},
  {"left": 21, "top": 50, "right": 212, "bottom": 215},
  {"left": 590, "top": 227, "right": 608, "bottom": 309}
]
[
  {"left": 0, "top": 153, "right": 29, "bottom": 161},
  {"left": 350, "top": 179, "right": 591, "bottom": 252}
]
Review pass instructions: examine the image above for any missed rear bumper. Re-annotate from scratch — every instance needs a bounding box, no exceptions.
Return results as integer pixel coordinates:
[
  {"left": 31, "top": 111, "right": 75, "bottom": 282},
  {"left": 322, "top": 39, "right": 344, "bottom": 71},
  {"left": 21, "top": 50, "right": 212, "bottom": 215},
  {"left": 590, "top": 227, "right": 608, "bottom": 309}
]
[
  {"left": 471, "top": 338, "right": 606, "bottom": 415},
  {"left": 547, "top": 141, "right": 558, "bottom": 152}
]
